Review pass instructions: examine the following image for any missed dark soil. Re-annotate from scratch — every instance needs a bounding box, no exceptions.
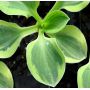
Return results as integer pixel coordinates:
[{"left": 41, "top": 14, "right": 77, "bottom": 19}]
[{"left": 0, "top": 1, "right": 90, "bottom": 88}]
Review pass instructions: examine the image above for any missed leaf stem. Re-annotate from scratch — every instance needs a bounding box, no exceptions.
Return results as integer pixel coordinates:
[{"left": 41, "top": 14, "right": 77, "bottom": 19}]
[
  {"left": 33, "top": 11, "right": 42, "bottom": 24},
  {"left": 50, "top": 1, "right": 63, "bottom": 12},
  {"left": 44, "top": 1, "right": 63, "bottom": 19},
  {"left": 38, "top": 28, "right": 44, "bottom": 39},
  {"left": 20, "top": 25, "right": 38, "bottom": 38}
]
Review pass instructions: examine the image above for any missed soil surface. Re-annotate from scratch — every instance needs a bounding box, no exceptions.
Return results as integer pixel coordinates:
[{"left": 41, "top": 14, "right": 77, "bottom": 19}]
[{"left": 0, "top": 1, "right": 90, "bottom": 88}]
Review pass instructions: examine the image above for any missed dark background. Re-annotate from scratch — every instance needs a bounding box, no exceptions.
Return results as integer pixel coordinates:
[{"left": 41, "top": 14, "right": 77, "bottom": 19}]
[{"left": 0, "top": 1, "right": 90, "bottom": 88}]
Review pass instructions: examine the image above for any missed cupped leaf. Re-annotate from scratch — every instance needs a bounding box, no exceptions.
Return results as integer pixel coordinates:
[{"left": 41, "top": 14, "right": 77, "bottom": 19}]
[
  {"left": 42, "top": 10, "right": 70, "bottom": 34},
  {"left": 49, "top": 25, "right": 87, "bottom": 63},
  {"left": 0, "top": 61, "right": 13, "bottom": 88},
  {"left": 53, "top": 1, "right": 89, "bottom": 12},
  {"left": 26, "top": 33, "right": 65, "bottom": 87},
  {"left": 0, "top": 1, "right": 39, "bottom": 18},
  {"left": 77, "top": 62, "right": 90, "bottom": 88},
  {"left": 0, "top": 20, "right": 37, "bottom": 58}
]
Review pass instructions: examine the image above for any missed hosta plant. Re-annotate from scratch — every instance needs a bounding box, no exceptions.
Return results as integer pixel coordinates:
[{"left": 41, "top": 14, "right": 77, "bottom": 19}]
[{"left": 0, "top": 1, "right": 89, "bottom": 87}]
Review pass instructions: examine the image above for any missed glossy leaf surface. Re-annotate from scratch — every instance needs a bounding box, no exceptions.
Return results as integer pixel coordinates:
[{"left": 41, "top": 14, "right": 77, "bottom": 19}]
[
  {"left": 0, "top": 61, "right": 13, "bottom": 88},
  {"left": 50, "top": 25, "right": 87, "bottom": 63},
  {"left": 26, "top": 34, "right": 65, "bottom": 87},
  {"left": 77, "top": 63, "right": 90, "bottom": 88},
  {"left": 0, "top": 1, "right": 39, "bottom": 18},
  {"left": 42, "top": 10, "right": 69, "bottom": 33}
]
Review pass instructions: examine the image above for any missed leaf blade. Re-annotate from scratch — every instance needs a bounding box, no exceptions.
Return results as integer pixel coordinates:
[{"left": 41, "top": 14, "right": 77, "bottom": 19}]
[
  {"left": 53, "top": 1, "right": 89, "bottom": 12},
  {"left": 0, "top": 1, "right": 39, "bottom": 18},
  {"left": 26, "top": 35, "right": 65, "bottom": 87},
  {"left": 42, "top": 10, "right": 70, "bottom": 34},
  {"left": 0, "top": 20, "right": 22, "bottom": 58},
  {"left": 49, "top": 25, "right": 87, "bottom": 63},
  {"left": 77, "top": 63, "right": 90, "bottom": 88},
  {"left": 62, "top": 1, "right": 89, "bottom": 12},
  {"left": 0, "top": 61, "right": 13, "bottom": 88},
  {"left": 0, "top": 20, "right": 37, "bottom": 58}
]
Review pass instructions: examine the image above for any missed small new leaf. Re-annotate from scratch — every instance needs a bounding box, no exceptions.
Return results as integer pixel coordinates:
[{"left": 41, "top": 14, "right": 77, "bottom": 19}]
[
  {"left": 42, "top": 10, "right": 70, "bottom": 34},
  {"left": 0, "top": 61, "right": 13, "bottom": 88},
  {"left": 0, "top": 1, "right": 39, "bottom": 18},
  {"left": 48, "top": 25, "right": 87, "bottom": 63},
  {"left": 26, "top": 33, "right": 65, "bottom": 87}
]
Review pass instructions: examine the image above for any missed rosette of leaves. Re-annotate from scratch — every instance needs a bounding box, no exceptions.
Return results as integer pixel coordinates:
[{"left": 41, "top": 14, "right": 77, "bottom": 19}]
[{"left": 0, "top": 1, "right": 89, "bottom": 87}]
